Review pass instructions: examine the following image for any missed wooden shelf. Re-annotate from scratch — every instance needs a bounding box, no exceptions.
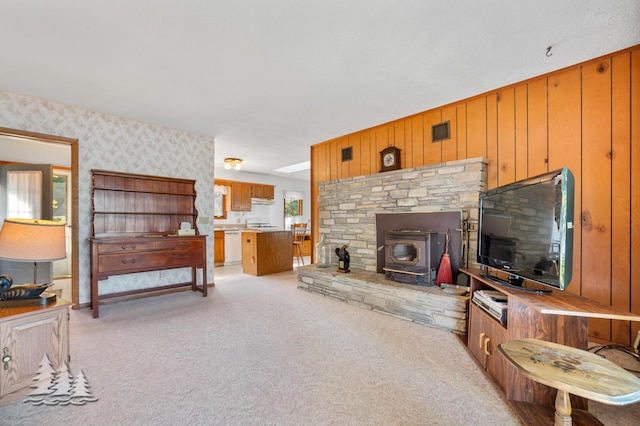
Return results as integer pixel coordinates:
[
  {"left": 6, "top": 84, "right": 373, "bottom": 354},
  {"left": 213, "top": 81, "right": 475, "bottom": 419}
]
[
  {"left": 90, "top": 169, "right": 207, "bottom": 317},
  {"left": 93, "top": 211, "right": 196, "bottom": 215},
  {"left": 94, "top": 188, "right": 195, "bottom": 196}
]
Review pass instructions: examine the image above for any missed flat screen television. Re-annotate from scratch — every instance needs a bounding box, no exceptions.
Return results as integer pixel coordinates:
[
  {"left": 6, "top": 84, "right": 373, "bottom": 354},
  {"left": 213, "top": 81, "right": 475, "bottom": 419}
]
[{"left": 477, "top": 168, "right": 575, "bottom": 292}]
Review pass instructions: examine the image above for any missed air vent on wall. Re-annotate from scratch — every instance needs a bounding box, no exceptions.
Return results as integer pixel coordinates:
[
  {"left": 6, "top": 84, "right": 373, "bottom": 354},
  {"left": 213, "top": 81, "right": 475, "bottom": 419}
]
[
  {"left": 342, "top": 146, "right": 353, "bottom": 162},
  {"left": 432, "top": 121, "right": 450, "bottom": 142}
]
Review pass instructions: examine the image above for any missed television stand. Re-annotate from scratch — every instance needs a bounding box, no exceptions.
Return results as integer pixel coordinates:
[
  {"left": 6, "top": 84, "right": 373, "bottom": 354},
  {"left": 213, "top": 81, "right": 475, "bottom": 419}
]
[
  {"left": 480, "top": 272, "right": 552, "bottom": 294},
  {"left": 462, "top": 268, "right": 640, "bottom": 425}
]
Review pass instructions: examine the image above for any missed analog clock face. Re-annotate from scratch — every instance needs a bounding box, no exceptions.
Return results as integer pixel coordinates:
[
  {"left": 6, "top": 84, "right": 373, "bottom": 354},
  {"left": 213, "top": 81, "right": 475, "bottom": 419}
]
[{"left": 383, "top": 153, "right": 395, "bottom": 167}]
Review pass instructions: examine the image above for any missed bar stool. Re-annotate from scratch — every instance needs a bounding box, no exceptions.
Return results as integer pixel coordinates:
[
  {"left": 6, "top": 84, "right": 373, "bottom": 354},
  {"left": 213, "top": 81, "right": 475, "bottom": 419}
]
[{"left": 292, "top": 223, "right": 307, "bottom": 266}]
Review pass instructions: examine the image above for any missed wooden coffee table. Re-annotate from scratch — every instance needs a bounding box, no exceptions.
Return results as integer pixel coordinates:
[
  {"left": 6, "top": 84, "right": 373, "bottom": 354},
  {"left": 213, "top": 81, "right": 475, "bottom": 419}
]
[{"left": 499, "top": 338, "right": 640, "bottom": 425}]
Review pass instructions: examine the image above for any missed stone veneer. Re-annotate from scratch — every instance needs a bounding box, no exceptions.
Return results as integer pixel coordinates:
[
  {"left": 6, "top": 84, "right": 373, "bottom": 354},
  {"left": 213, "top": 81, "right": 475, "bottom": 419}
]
[
  {"left": 297, "top": 266, "right": 469, "bottom": 334},
  {"left": 316, "top": 157, "right": 487, "bottom": 272},
  {"left": 297, "top": 157, "right": 487, "bottom": 333}
]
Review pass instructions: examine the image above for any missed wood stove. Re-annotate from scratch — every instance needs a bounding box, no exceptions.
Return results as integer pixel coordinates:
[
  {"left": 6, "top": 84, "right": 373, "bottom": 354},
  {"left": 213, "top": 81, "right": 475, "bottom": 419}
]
[{"left": 383, "top": 230, "right": 439, "bottom": 285}]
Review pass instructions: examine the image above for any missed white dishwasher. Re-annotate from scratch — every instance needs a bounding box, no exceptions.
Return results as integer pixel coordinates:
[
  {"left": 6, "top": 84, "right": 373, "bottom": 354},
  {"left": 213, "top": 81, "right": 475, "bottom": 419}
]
[{"left": 224, "top": 230, "right": 242, "bottom": 266}]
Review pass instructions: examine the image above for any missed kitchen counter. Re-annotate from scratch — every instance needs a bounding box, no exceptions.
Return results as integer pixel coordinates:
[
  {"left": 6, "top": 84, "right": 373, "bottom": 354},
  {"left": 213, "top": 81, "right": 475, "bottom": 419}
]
[
  {"left": 214, "top": 226, "right": 284, "bottom": 232},
  {"left": 241, "top": 230, "right": 293, "bottom": 276}
]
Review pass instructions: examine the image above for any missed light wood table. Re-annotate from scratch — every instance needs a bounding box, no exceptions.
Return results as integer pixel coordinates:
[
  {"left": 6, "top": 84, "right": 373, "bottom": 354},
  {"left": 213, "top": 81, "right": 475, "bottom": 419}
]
[{"left": 499, "top": 338, "right": 640, "bottom": 426}]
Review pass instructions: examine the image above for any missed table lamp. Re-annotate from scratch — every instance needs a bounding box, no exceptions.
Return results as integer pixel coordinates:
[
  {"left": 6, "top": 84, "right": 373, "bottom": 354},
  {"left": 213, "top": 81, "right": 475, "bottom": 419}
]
[{"left": 0, "top": 218, "right": 67, "bottom": 285}]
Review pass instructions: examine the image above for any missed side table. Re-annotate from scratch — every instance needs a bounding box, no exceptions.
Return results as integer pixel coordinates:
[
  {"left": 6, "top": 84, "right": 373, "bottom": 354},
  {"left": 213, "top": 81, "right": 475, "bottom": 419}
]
[{"left": 498, "top": 338, "right": 640, "bottom": 426}]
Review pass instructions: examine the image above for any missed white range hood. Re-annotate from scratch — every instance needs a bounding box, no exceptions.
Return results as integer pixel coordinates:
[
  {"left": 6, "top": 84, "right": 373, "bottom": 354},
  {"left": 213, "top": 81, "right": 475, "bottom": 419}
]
[{"left": 251, "top": 197, "right": 275, "bottom": 205}]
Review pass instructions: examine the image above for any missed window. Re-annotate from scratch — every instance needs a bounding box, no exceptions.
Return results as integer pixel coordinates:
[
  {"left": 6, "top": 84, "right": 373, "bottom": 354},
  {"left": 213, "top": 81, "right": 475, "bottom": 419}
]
[
  {"left": 284, "top": 190, "right": 304, "bottom": 230},
  {"left": 6, "top": 170, "right": 42, "bottom": 218},
  {"left": 214, "top": 184, "right": 227, "bottom": 219},
  {"left": 285, "top": 199, "right": 302, "bottom": 216}
]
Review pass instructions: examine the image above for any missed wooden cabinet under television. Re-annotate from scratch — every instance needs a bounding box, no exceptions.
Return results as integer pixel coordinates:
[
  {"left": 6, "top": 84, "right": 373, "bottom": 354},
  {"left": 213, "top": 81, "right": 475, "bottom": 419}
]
[
  {"left": 90, "top": 169, "right": 208, "bottom": 318},
  {"left": 468, "top": 302, "right": 508, "bottom": 391},
  {"left": 462, "top": 269, "right": 640, "bottom": 424}
]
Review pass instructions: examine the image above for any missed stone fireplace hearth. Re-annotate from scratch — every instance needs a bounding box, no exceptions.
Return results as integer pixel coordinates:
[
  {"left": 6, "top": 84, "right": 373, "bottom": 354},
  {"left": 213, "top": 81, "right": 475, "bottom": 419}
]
[
  {"left": 296, "top": 157, "right": 486, "bottom": 333},
  {"left": 297, "top": 266, "right": 469, "bottom": 333}
]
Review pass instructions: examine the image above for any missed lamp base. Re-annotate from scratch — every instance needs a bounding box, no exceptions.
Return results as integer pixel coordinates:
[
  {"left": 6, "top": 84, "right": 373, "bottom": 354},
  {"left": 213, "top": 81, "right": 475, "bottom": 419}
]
[{"left": 0, "top": 292, "right": 57, "bottom": 307}]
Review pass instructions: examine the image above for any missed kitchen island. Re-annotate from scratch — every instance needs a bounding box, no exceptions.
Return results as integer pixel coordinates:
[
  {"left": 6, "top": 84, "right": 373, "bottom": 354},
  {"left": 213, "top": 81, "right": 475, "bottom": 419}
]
[{"left": 241, "top": 230, "right": 293, "bottom": 276}]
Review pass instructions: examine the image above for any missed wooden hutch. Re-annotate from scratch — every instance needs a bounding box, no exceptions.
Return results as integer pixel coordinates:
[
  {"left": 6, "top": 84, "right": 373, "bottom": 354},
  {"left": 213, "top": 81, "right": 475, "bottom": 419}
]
[{"left": 89, "top": 170, "right": 208, "bottom": 318}]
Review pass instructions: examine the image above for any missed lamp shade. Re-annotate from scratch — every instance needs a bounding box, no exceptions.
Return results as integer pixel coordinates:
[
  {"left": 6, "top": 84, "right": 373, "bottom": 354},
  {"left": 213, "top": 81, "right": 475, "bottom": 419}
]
[{"left": 0, "top": 219, "right": 66, "bottom": 262}]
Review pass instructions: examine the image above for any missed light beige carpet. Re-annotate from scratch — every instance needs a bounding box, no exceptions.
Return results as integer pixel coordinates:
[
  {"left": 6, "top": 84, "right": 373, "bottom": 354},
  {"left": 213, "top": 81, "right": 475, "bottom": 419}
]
[{"left": 0, "top": 270, "right": 635, "bottom": 425}]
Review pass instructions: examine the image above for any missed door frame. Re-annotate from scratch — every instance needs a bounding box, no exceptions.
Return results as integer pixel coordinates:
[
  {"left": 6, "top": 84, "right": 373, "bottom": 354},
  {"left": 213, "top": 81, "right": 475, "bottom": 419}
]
[{"left": 0, "top": 127, "right": 79, "bottom": 308}]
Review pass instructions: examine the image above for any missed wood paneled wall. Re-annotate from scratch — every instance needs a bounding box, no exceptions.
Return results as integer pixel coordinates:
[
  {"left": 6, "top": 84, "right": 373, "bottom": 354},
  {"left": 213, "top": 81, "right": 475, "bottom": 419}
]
[{"left": 311, "top": 45, "right": 640, "bottom": 345}]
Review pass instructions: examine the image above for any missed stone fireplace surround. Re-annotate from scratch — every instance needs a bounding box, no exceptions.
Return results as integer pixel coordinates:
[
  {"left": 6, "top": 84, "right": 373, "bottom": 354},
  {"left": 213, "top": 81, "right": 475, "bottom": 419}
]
[
  {"left": 297, "top": 157, "right": 487, "bottom": 333},
  {"left": 315, "top": 157, "right": 486, "bottom": 273}
]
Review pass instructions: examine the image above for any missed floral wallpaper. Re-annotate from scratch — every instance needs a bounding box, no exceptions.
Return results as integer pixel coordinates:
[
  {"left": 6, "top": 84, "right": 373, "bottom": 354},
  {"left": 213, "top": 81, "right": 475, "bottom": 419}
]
[{"left": 0, "top": 90, "right": 216, "bottom": 305}]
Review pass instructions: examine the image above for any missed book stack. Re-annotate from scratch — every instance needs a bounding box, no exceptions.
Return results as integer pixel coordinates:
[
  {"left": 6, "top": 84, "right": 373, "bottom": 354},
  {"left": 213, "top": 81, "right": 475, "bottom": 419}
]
[{"left": 472, "top": 290, "right": 508, "bottom": 326}]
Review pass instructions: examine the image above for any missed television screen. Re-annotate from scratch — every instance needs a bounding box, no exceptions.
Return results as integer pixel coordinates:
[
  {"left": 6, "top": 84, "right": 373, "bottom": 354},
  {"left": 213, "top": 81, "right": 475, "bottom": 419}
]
[{"left": 477, "top": 168, "right": 574, "bottom": 291}]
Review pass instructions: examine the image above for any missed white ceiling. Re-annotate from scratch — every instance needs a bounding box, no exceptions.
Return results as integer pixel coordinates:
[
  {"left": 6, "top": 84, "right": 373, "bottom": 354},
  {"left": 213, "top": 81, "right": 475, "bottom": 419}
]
[{"left": 1, "top": 1, "right": 639, "bottom": 181}]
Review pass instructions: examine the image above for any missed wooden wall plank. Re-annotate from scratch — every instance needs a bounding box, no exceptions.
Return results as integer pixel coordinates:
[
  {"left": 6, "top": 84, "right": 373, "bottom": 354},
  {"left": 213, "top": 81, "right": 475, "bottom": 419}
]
[
  {"left": 631, "top": 49, "right": 640, "bottom": 340},
  {"left": 310, "top": 145, "right": 320, "bottom": 253},
  {"left": 423, "top": 109, "right": 442, "bottom": 165},
  {"left": 514, "top": 85, "right": 528, "bottom": 181},
  {"left": 348, "top": 133, "right": 361, "bottom": 178},
  {"left": 548, "top": 67, "right": 583, "bottom": 296},
  {"left": 315, "top": 143, "right": 329, "bottom": 183},
  {"left": 610, "top": 52, "right": 632, "bottom": 344},
  {"left": 581, "top": 58, "right": 613, "bottom": 341},
  {"left": 466, "top": 97, "right": 487, "bottom": 160},
  {"left": 358, "top": 130, "right": 371, "bottom": 177},
  {"left": 441, "top": 105, "right": 457, "bottom": 161},
  {"left": 394, "top": 120, "right": 406, "bottom": 170},
  {"left": 457, "top": 103, "right": 468, "bottom": 160},
  {"left": 486, "top": 95, "right": 498, "bottom": 189},
  {"left": 527, "top": 77, "right": 548, "bottom": 177},
  {"left": 411, "top": 114, "right": 424, "bottom": 168},
  {"left": 497, "top": 88, "right": 516, "bottom": 186},
  {"left": 403, "top": 118, "right": 413, "bottom": 170},
  {"left": 329, "top": 139, "right": 339, "bottom": 181}
]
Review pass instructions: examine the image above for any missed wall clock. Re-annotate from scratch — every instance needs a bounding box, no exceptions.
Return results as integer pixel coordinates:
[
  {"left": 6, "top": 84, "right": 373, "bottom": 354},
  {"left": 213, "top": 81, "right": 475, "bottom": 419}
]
[{"left": 380, "top": 146, "right": 401, "bottom": 172}]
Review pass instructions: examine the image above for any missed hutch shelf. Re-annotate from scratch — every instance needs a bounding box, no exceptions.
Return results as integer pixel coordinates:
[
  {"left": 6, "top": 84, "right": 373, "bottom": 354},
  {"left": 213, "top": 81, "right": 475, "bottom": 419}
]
[{"left": 90, "top": 170, "right": 208, "bottom": 318}]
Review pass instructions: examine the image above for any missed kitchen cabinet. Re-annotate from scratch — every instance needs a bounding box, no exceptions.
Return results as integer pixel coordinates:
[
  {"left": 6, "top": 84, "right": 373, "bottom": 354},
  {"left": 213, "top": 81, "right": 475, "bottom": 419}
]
[
  {"left": 242, "top": 230, "right": 293, "bottom": 276},
  {"left": 251, "top": 184, "right": 275, "bottom": 199},
  {"left": 0, "top": 299, "right": 71, "bottom": 406},
  {"left": 215, "top": 180, "right": 276, "bottom": 213},
  {"left": 214, "top": 230, "right": 225, "bottom": 265},
  {"left": 230, "top": 181, "right": 252, "bottom": 211}
]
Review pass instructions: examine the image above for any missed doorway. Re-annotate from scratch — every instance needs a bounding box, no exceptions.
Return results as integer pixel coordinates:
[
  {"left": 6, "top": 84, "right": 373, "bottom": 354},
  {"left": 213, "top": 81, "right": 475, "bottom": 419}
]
[{"left": 0, "top": 127, "right": 79, "bottom": 307}]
